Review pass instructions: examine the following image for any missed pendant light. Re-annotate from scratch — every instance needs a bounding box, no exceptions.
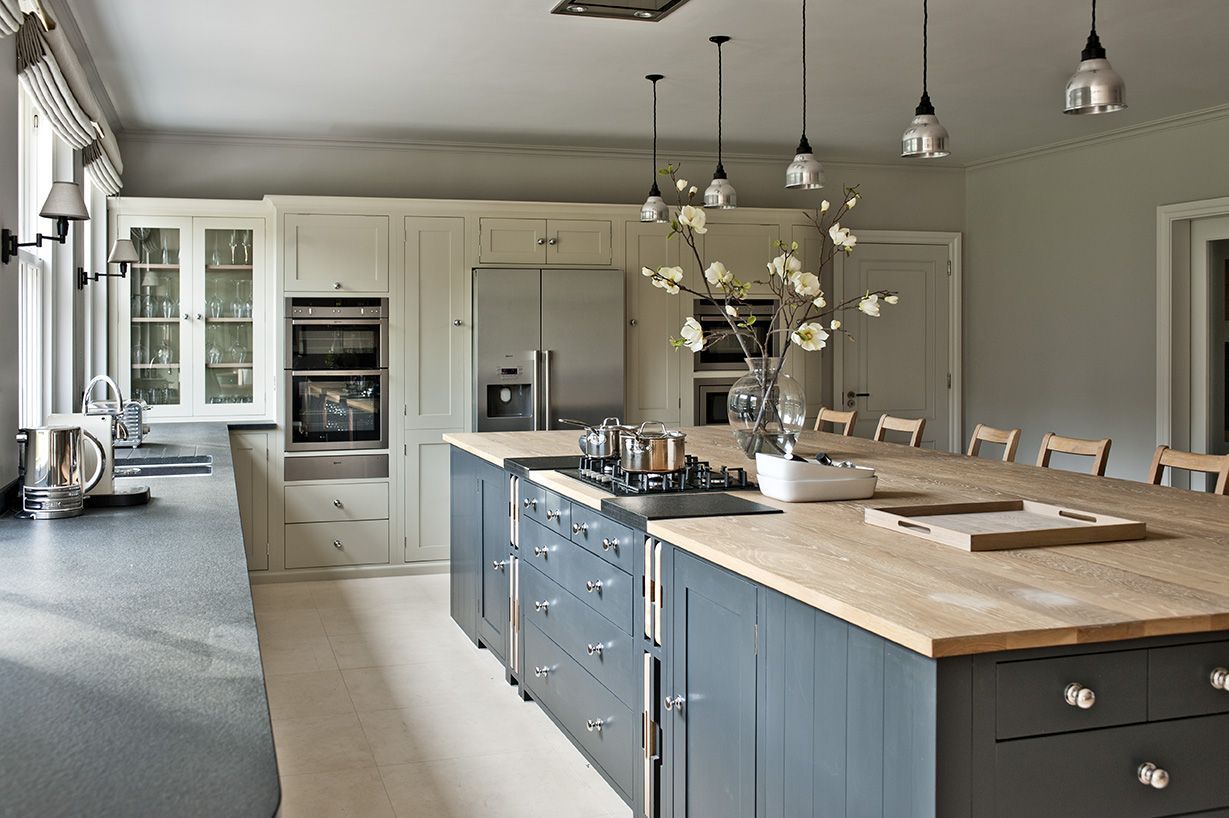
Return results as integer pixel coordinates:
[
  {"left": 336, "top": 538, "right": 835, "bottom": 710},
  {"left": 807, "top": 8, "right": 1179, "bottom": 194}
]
[
  {"left": 900, "top": 0, "right": 949, "bottom": 159},
  {"left": 703, "top": 35, "right": 737, "bottom": 209},
  {"left": 639, "top": 74, "right": 670, "bottom": 224},
  {"left": 1063, "top": 0, "right": 1126, "bottom": 115},
  {"left": 785, "top": 0, "right": 824, "bottom": 190}
]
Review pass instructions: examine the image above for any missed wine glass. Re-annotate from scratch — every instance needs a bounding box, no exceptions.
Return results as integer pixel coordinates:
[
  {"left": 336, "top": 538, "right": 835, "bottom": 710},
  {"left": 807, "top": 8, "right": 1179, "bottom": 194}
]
[
  {"left": 131, "top": 293, "right": 143, "bottom": 318},
  {"left": 240, "top": 231, "right": 252, "bottom": 264},
  {"left": 132, "top": 341, "right": 147, "bottom": 366},
  {"left": 161, "top": 235, "right": 171, "bottom": 265},
  {"left": 229, "top": 334, "right": 249, "bottom": 365},
  {"left": 229, "top": 230, "right": 239, "bottom": 264}
]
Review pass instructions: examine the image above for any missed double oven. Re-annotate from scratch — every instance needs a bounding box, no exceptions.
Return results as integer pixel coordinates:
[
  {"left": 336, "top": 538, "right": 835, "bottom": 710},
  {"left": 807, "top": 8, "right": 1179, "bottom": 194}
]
[
  {"left": 693, "top": 297, "right": 779, "bottom": 425},
  {"left": 284, "top": 297, "right": 389, "bottom": 452}
]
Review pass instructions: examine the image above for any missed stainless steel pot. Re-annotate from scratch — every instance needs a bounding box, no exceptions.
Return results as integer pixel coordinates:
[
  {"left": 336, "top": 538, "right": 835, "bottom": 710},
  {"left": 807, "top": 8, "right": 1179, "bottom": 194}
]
[
  {"left": 16, "top": 425, "right": 106, "bottom": 519},
  {"left": 561, "top": 416, "right": 633, "bottom": 459},
  {"left": 620, "top": 421, "right": 687, "bottom": 473}
]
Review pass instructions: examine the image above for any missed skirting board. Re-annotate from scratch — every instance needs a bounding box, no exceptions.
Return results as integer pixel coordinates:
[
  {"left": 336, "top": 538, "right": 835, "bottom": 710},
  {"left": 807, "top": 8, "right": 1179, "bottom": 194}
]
[{"left": 248, "top": 559, "right": 448, "bottom": 584}]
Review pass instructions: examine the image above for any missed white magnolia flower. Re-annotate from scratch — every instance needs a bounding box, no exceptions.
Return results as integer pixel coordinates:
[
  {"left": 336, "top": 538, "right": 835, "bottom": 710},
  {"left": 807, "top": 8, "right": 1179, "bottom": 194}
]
[
  {"left": 813, "top": 295, "right": 827, "bottom": 309},
  {"left": 725, "top": 304, "right": 739, "bottom": 317},
  {"left": 704, "top": 261, "right": 733, "bottom": 287},
  {"left": 791, "top": 271, "right": 822, "bottom": 298},
  {"left": 884, "top": 294, "right": 899, "bottom": 305},
  {"left": 676, "top": 178, "right": 688, "bottom": 192},
  {"left": 641, "top": 266, "right": 655, "bottom": 278},
  {"left": 679, "top": 317, "right": 704, "bottom": 352},
  {"left": 829, "top": 319, "right": 841, "bottom": 331},
  {"left": 820, "top": 200, "right": 830, "bottom": 214},
  {"left": 858, "top": 293, "right": 881, "bottom": 317},
  {"left": 688, "top": 186, "right": 698, "bottom": 197},
  {"left": 790, "top": 322, "right": 829, "bottom": 352},
  {"left": 845, "top": 196, "right": 858, "bottom": 210},
  {"left": 767, "top": 253, "right": 802, "bottom": 278},
  {"left": 653, "top": 265, "right": 683, "bottom": 295},
  {"left": 678, "top": 205, "right": 707, "bottom": 234},
  {"left": 829, "top": 223, "right": 857, "bottom": 251}
]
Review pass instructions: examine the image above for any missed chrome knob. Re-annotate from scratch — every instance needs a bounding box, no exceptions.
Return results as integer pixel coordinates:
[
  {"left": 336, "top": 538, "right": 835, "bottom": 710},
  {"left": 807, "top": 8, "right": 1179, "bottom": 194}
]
[
  {"left": 195, "top": 313, "right": 203, "bottom": 320},
  {"left": 664, "top": 695, "right": 684, "bottom": 712},
  {"left": 452, "top": 319, "right": 463, "bottom": 326},
  {"left": 183, "top": 313, "right": 191, "bottom": 321},
  {"left": 533, "top": 600, "right": 549, "bottom": 612},
  {"left": 629, "top": 319, "right": 638, "bottom": 327},
  {"left": 491, "top": 559, "right": 507, "bottom": 571},
  {"left": 332, "top": 539, "right": 343, "bottom": 549},
  {"left": 533, "top": 665, "right": 550, "bottom": 678},
  {"left": 586, "top": 643, "right": 603, "bottom": 657},
  {"left": 548, "top": 238, "right": 558, "bottom": 246},
  {"left": 536, "top": 238, "right": 546, "bottom": 246},
  {"left": 585, "top": 580, "right": 603, "bottom": 593},
  {"left": 522, "top": 498, "right": 537, "bottom": 510},
  {"left": 546, "top": 509, "right": 561, "bottom": 521},
  {"left": 333, "top": 281, "right": 342, "bottom": 290},
  {"left": 1137, "top": 762, "right": 1169, "bottom": 790},
  {"left": 332, "top": 499, "right": 343, "bottom": 508},
  {"left": 1064, "top": 682, "right": 1096, "bottom": 710},
  {"left": 601, "top": 537, "right": 618, "bottom": 551},
  {"left": 585, "top": 718, "right": 604, "bottom": 732},
  {"left": 532, "top": 546, "right": 548, "bottom": 558},
  {"left": 572, "top": 522, "right": 588, "bottom": 534},
  {"left": 1211, "top": 667, "right": 1229, "bottom": 690}
]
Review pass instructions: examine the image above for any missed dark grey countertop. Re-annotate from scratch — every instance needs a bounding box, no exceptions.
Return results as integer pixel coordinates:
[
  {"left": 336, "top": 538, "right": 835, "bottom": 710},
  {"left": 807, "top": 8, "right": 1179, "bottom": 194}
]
[{"left": 0, "top": 423, "right": 279, "bottom": 817}]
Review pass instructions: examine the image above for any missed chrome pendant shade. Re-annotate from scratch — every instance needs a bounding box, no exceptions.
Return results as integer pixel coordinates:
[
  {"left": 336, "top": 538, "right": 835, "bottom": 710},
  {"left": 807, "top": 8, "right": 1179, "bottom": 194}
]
[
  {"left": 704, "top": 35, "right": 737, "bottom": 209},
  {"left": 1063, "top": 1, "right": 1126, "bottom": 114},
  {"left": 901, "top": 0, "right": 949, "bottom": 159},
  {"left": 640, "top": 73, "right": 670, "bottom": 223},
  {"left": 785, "top": 0, "right": 824, "bottom": 189}
]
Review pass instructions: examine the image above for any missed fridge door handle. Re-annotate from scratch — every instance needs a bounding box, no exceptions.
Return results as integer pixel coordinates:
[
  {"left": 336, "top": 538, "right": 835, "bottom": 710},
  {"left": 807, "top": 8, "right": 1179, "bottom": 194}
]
[
  {"left": 543, "top": 350, "right": 552, "bottom": 431},
  {"left": 530, "top": 350, "right": 541, "bottom": 432}
]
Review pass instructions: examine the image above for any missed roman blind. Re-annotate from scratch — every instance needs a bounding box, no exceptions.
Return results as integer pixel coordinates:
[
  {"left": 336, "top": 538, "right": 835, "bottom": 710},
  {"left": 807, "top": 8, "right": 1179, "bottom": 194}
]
[{"left": 0, "top": 1, "right": 19, "bottom": 36}]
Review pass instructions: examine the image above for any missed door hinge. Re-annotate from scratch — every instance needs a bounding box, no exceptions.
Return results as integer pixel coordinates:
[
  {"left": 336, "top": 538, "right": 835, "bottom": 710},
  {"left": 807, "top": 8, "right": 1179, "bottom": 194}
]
[
  {"left": 403, "top": 404, "right": 407, "bottom": 416},
  {"left": 947, "top": 260, "right": 952, "bottom": 276},
  {"left": 754, "top": 623, "right": 759, "bottom": 655},
  {"left": 403, "top": 443, "right": 408, "bottom": 456},
  {"left": 947, "top": 373, "right": 952, "bottom": 389}
]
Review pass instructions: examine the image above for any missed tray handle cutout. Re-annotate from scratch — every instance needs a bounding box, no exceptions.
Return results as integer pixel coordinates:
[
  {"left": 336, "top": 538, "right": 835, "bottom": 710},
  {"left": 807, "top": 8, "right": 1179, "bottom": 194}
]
[
  {"left": 898, "top": 520, "right": 932, "bottom": 534},
  {"left": 1057, "top": 509, "right": 1098, "bottom": 523}
]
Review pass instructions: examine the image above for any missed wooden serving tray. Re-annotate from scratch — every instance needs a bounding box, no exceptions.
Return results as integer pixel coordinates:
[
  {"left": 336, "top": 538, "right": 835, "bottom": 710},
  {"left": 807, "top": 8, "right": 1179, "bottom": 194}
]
[{"left": 863, "top": 500, "right": 1146, "bottom": 552}]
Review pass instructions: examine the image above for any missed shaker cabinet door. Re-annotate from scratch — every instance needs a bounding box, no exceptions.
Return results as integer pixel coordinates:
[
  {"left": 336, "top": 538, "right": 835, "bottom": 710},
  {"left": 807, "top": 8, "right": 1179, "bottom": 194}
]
[
  {"left": 545, "top": 219, "right": 612, "bottom": 266},
  {"left": 479, "top": 218, "right": 547, "bottom": 265},
  {"left": 477, "top": 460, "right": 511, "bottom": 662},
  {"left": 404, "top": 217, "right": 467, "bottom": 429},
  {"left": 283, "top": 213, "right": 389, "bottom": 293}
]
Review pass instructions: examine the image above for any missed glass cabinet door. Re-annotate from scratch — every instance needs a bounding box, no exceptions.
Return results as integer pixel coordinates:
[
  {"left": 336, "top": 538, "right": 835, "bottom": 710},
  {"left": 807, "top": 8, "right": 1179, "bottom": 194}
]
[{"left": 124, "top": 221, "right": 190, "bottom": 414}]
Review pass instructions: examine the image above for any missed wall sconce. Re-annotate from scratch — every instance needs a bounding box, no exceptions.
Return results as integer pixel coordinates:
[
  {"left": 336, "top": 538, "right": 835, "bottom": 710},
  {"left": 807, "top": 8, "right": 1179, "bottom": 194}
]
[
  {"left": 78, "top": 238, "right": 139, "bottom": 290},
  {"left": 1, "top": 181, "right": 90, "bottom": 265}
]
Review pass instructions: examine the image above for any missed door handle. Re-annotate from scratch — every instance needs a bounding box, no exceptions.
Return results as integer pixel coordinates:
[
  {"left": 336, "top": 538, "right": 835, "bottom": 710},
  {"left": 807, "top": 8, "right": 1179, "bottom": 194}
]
[
  {"left": 846, "top": 390, "right": 870, "bottom": 408},
  {"left": 542, "top": 350, "right": 552, "bottom": 431},
  {"left": 530, "top": 350, "right": 541, "bottom": 432}
]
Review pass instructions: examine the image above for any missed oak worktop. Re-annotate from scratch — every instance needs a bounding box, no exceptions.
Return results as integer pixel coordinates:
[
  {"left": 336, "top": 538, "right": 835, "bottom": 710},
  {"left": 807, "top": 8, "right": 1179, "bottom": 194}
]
[{"left": 444, "top": 427, "right": 1229, "bottom": 658}]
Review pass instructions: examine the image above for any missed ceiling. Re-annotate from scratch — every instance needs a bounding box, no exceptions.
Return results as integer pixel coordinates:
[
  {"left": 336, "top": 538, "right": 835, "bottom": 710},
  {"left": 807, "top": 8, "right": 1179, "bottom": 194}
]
[{"left": 64, "top": 0, "right": 1229, "bottom": 165}]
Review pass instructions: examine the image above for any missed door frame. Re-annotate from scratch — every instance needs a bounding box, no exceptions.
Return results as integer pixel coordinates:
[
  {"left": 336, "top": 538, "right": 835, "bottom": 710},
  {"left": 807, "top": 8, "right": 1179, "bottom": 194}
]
[
  {"left": 1155, "top": 196, "right": 1229, "bottom": 483},
  {"left": 833, "top": 230, "right": 963, "bottom": 453}
]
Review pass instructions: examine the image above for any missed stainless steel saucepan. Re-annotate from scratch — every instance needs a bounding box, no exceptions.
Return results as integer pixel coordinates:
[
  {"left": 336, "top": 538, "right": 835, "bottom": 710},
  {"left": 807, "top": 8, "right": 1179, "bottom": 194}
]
[
  {"left": 619, "top": 421, "right": 687, "bottom": 473},
  {"left": 559, "top": 416, "right": 634, "bottom": 459}
]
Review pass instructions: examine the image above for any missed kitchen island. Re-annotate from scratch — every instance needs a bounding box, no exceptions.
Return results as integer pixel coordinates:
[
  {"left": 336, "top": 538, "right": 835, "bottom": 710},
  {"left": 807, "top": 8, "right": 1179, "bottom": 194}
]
[
  {"left": 0, "top": 423, "right": 279, "bottom": 818},
  {"left": 445, "top": 427, "right": 1229, "bottom": 818}
]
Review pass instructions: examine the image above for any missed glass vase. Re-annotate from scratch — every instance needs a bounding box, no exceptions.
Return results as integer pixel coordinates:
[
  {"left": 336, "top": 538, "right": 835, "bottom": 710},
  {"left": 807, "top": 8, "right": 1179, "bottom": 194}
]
[{"left": 727, "top": 356, "right": 806, "bottom": 459}]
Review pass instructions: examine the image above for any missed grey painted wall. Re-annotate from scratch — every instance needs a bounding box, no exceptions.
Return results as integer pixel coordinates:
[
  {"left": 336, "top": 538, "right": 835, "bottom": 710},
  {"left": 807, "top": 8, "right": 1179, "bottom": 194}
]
[
  {"left": 965, "top": 113, "right": 1229, "bottom": 480},
  {"left": 116, "top": 133, "right": 966, "bottom": 233},
  {"left": 1, "top": 35, "right": 18, "bottom": 487}
]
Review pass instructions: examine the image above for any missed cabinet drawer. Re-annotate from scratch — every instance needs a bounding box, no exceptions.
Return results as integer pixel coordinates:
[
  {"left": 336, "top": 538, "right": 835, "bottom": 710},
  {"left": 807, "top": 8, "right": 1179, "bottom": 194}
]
[
  {"left": 995, "top": 650, "right": 1147, "bottom": 740},
  {"left": 523, "top": 621, "right": 635, "bottom": 799},
  {"left": 995, "top": 714, "right": 1229, "bottom": 817},
  {"left": 285, "top": 520, "right": 390, "bottom": 568},
  {"left": 521, "top": 562, "right": 636, "bottom": 707},
  {"left": 1149, "top": 640, "right": 1229, "bottom": 721},
  {"left": 568, "top": 505, "right": 635, "bottom": 573},
  {"left": 284, "top": 482, "right": 389, "bottom": 523},
  {"left": 519, "top": 482, "right": 571, "bottom": 536},
  {"left": 521, "top": 523, "right": 633, "bottom": 633}
]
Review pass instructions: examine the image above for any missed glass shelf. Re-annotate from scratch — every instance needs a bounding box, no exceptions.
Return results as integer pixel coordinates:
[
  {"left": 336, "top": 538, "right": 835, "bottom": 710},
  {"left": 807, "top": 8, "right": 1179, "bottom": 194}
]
[
  {"left": 132, "top": 317, "right": 181, "bottom": 323},
  {"left": 205, "top": 264, "right": 255, "bottom": 272},
  {"left": 132, "top": 363, "right": 181, "bottom": 370},
  {"left": 206, "top": 363, "right": 253, "bottom": 369},
  {"left": 205, "top": 317, "right": 253, "bottom": 323}
]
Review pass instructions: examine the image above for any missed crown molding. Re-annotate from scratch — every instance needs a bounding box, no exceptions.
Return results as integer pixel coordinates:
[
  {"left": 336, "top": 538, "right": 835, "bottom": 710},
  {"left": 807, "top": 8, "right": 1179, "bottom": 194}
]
[
  {"left": 967, "top": 103, "right": 1229, "bottom": 170},
  {"left": 115, "top": 128, "right": 964, "bottom": 174}
]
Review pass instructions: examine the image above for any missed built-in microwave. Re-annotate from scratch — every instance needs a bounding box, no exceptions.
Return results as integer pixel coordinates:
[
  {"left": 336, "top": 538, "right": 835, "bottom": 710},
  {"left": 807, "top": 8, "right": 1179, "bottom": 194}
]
[
  {"left": 693, "top": 298, "right": 780, "bottom": 370},
  {"left": 284, "top": 297, "right": 389, "bottom": 451}
]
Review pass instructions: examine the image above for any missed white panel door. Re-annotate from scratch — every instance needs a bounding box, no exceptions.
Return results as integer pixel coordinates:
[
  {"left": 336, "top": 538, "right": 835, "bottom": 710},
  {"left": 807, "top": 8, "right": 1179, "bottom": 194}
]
[
  {"left": 479, "top": 218, "right": 547, "bottom": 265},
  {"left": 837, "top": 243, "right": 952, "bottom": 450},
  {"left": 404, "top": 217, "right": 466, "bottom": 430},
  {"left": 545, "top": 219, "right": 612, "bottom": 266},
  {"left": 404, "top": 429, "right": 453, "bottom": 563},
  {"left": 284, "top": 213, "right": 389, "bottom": 293},
  {"left": 626, "top": 222, "right": 681, "bottom": 426}
]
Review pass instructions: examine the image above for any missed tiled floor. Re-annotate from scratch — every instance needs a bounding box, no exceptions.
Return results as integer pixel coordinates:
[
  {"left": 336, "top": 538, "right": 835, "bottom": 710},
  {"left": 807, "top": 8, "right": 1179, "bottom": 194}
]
[{"left": 255, "top": 573, "right": 629, "bottom": 818}]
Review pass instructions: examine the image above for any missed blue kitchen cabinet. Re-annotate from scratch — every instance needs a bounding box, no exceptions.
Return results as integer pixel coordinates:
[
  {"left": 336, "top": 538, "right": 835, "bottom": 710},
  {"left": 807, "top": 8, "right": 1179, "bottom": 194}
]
[
  {"left": 448, "top": 448, "right": 480, "bottom": 645},
  {"left": 476, "top": 459, "right": 510, "bottom": 663}
]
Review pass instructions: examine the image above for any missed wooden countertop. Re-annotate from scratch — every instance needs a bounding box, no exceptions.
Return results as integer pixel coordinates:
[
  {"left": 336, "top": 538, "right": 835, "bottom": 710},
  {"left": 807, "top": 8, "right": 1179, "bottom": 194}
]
[{"left": 443, "top": 428, "right": 1229, "bottom": 658}]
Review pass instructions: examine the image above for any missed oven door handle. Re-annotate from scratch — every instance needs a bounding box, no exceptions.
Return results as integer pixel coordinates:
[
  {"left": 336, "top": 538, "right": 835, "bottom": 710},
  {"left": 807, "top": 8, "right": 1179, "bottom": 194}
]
[
  {"left": 289, "top": 318, "right": 386, "bottom": 326},
  {"left": 286, "top": 369, "right": 387, "bottom": 377}
]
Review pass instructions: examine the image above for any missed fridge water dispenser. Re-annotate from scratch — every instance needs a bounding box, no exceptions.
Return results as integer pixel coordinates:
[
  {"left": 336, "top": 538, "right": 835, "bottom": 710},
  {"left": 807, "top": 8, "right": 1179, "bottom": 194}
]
[{"left": 486, "top": 383, "right": 532, "bottom": 419}]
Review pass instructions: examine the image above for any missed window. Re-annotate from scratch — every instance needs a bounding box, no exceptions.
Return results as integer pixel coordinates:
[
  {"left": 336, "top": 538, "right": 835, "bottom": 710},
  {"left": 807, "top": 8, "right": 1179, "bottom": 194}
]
[{"left": 16, "top": 87, "right": 53, "bottom": 427}]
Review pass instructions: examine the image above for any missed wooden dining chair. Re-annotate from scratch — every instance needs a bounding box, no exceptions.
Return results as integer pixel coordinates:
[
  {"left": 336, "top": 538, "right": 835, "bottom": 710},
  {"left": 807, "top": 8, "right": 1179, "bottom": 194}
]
[
  {"left": 967, "top": 423, "right": 1022, "bottom": 463},
  {"left": 813, "top": 407, "right": 857, "bottom": 436},
  {"left": 1147, "top": 445, "right": 1229, "bottom": 495},
  {"left": 872, "top": 414, "right": 925, "bottom": 448},
  {"left": 1035, "top": 432, "right": 1112, "bottom": 477}
]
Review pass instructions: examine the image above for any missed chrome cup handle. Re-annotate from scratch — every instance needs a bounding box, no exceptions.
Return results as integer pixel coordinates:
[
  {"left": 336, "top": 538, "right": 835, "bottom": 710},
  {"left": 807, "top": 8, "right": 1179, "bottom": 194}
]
[{"left": 81, "top": 429, "right": 107, "bottom": 494}]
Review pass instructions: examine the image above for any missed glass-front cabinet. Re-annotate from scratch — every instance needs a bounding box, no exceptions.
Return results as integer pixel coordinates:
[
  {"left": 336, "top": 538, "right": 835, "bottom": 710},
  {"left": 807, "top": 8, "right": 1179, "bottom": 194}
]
[{"left": 115, "top": 212, "right": 267, "bottom": 418}]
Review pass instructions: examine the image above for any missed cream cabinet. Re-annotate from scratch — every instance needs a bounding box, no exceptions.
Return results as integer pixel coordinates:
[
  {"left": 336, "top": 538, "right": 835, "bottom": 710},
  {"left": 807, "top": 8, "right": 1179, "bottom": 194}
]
[
  {"left": 402, "top": 430, "right": 452, "bottom": 563},
  {"left": 283, "top": 213, "right": 389, "bottom": 293},
  {"left": 625, "top": 222, "right": 681, "bottom": 426},
  {"left": 479, "top": 217, "right": 611, "bottom": 266},
  {"left": 404, "top": 217, "right": 467, "bottom": 429},
  {"left": 230, "top": 430, "right": 270, "bottom": 571}
]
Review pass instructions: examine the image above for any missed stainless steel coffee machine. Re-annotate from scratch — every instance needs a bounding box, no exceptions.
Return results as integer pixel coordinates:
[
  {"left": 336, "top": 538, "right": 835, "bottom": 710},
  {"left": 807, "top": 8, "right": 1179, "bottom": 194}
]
[{"left": 15, "top": 425, "right": 105, "bottom": 519}]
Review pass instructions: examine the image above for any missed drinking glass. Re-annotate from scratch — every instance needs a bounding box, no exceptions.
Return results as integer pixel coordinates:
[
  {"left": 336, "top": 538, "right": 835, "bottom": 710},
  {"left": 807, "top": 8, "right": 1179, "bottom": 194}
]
[
  {"left": 131, "top": 293, "right": 143, "bottom": 318},
  {"left": 229, "top": 230, "right": 239, "bottom": 264},
  {"left": 132, "top": 342, "right": 147, "bottom": 366},
  {"left": 229, "top": 337, "right": 249, "bottom": 365},
  {"left": 240, "top": 231, "right": 252, "bottom": 264}
]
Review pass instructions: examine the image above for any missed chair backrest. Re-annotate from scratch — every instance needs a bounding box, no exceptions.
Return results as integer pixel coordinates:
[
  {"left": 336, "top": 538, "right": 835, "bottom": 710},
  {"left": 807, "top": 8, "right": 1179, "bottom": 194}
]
[
  {"left": 1147, "top": 445, "right": 1229, "bottom": 495},
  {"left": 1035, "top": 432, "right": 1112, "bottom": 477},
  {"left": 814, "top": 407, "right": 857, "bottom": 436},
  {"left": 872, "top": 414, "right": 925, "bottom": 448},
  {"left": 967, "top": 423, "right": 1022, "bottom": 463}
]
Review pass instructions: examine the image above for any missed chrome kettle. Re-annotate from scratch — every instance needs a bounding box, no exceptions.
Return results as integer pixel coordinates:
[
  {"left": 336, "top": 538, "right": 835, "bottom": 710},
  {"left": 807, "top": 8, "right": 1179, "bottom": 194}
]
[{"left": 15, "top": 425, "right": 106, "bottom": 519}]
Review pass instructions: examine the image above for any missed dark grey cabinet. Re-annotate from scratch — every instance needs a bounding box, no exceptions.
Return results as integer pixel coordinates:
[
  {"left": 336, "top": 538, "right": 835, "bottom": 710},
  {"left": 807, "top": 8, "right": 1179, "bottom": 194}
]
[
  {"left": 476, "top": 461, "right": 510, "bottom": 662},
  {"left": 448, "top": 448, "right": 480, "bottom": 645},
  {"left": 667, "top": 550, "right": 759, "bottom": 818}
]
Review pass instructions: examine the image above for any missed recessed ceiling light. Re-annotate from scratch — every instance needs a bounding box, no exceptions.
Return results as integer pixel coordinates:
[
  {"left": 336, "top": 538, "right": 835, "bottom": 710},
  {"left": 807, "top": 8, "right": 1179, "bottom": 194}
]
[
  {"left": 569, "top": 4, "right": 587, "bottom": 11},
  {"left": 634, "top": 11, "right": 654, "bottom": 17}
]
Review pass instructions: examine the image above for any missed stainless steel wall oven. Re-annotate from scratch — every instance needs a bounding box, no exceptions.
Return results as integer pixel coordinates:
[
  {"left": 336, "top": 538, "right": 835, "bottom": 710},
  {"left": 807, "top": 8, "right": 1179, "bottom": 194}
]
[{"left": 693, "top": 298, "right": 780, "bottom": 371}]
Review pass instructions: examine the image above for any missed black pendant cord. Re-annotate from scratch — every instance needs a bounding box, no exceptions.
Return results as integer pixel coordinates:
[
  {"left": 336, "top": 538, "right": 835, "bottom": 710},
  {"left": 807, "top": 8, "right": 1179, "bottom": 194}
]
[
  {"left": 796, "top": 0, "right": 811, "bottom": 153},
  {"left": 1082, "top": 0, "right": 1107, "bottom": 59},
  {"left": 711, "top": 36, "right": 729, "bottom": 178},
  {"left": 915, "top": 0, "right": 935, "bottom": 116},
  {"left": 647, "top": 74, "right": 663, "bottom": 197}
]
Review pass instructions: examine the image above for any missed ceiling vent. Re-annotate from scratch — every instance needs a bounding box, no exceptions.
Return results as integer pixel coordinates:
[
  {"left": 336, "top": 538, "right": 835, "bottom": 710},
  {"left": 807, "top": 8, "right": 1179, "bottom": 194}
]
[{"left": 550, "top": 0, "right": 693, "bottom": 22}]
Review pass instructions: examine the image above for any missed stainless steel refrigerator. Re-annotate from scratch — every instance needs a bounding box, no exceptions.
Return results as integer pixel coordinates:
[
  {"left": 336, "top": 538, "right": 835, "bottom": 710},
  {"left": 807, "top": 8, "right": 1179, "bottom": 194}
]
[{"left": 474, "top": 268, "right": 625, "bottom": 432}]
